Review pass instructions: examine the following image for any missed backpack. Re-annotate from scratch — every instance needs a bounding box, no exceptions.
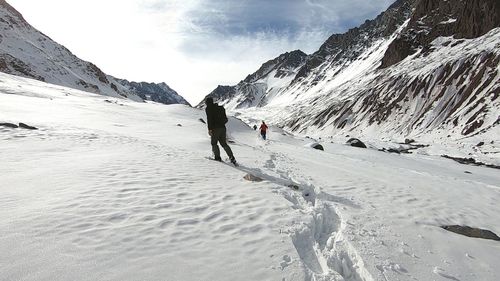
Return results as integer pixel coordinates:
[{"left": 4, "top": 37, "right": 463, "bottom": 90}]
[{"left": 216, "top": 105, "right": 228, "bottom": 124}]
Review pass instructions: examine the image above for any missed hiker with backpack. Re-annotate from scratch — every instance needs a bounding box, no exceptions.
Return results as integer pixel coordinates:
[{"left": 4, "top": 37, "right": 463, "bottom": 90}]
[
  {"left": 205, "top": 97, "right": 237, "bottom": 165},
  {"left": 259, "top": 121, "right": 268, "bottom": 140}
]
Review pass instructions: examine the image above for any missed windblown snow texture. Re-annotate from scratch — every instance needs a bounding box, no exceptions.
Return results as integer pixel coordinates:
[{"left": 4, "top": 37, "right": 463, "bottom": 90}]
[{"left": 1, "top": 72, "right": 499, "bottom": 281}]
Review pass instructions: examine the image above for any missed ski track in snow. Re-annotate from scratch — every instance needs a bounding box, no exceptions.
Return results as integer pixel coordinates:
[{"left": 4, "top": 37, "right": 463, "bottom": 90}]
[
  {"left": 231, "top": 143, "right": 373, "bottom": 281},
  {"left": 232, "top": 135, "right": 500, "bottom": 281}
]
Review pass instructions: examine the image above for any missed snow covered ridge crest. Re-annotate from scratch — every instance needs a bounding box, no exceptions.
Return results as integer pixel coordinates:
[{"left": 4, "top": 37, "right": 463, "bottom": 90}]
[
  {"left": 200, "top": 0, "right": 499, "bottom": 143},
  {"left": 196, "top": 49, "right": 308, "bottom": 109},
  {"left": 0, "top": 0, "right": 189, "bottom": 106}
]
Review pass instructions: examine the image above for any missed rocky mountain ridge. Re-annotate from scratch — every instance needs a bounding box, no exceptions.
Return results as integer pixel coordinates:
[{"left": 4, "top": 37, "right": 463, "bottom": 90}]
[
  {"left": 198, "top": 50, "right": 307, "bottom": 109},
  {"left": 200, "top": 0, "right": 499, "bottom": 144}
]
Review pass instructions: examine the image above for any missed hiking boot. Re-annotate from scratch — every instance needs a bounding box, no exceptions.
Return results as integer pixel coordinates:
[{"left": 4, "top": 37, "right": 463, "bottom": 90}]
[{"left": 230, "top": 157, "right": 237, "bottom": 165}]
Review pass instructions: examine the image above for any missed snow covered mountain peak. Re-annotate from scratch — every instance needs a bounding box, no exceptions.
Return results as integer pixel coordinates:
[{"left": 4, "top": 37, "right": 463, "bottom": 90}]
[
  {"left": 0, "top": 0, "right": 189, "bottom": 105},
  {"left": 200, "top": 0, "right": 417, "bottom": 110},
  {"left": 198, "top": 49, "right": 308, "bottom": 109},
  {"left": 243, "top": 49, "right": 308, "bottom": 83},
  {"left": 200, "top": 0, "right": 499, "bottom": 147}
]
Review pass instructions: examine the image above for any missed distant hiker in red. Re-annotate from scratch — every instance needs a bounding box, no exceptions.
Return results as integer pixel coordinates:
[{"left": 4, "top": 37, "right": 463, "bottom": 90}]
[
  {"left": 259, "top": 121, "right": 268, "bottom": 140},
  {"left": 205, "top": 97, "right": 237, "bottom": 165}
]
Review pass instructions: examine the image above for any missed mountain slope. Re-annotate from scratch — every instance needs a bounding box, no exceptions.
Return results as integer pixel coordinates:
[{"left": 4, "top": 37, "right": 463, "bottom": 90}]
[
  {"left": 0, "top": 0, "right": 189, "bottom": 105},
  {"left": 201, "top": 0, "right": 499, "bottom": 145},
  {"left": 198, "top": 50, "right": 307, "bottom": 108},
  {"left": 115, "top": 78, "right": 190, "bottom": 106},
  {"left": 200, "top": 0, "right": 416, "bottom": 108},
  {"left": 282, "top": 0, "right": 500, "bottom": 139}
]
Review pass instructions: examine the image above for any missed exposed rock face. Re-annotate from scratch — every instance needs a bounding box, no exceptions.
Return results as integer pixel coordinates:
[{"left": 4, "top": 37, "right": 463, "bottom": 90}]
[
  {"left": 456, "top": 0, "right": 500, "bottom": 39},
  {"left": 245, "top": 50, "right": 307, "bottom": 83},
  {"left": 199, "top": 86, "right": 237, "bottom": 108},
  {"left": 295, "top": 0, "right": 416, "bottom": 81},
  {"left": 0, "top": 0, "right": 187, "bottom": 105},
  {"left": 115, "top": 79, "right": 190, "bottom": 106},
  {"left": 0, "top": 0, "right": 26, "bottom": 27},
  {"left": 0, "top": 54, "right": 44, "bottom": 81},
  {"left": 204, "top": 0, "right": 499, "bottom": 144},
  {"left": 381, "top": 0, "right": 500, "bottom": 68}
]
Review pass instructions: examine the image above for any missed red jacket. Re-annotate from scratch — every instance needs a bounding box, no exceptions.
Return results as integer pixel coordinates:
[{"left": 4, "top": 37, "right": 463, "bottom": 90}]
[{"left": 259, "top": 124, "right": 268, "bottom": 133}]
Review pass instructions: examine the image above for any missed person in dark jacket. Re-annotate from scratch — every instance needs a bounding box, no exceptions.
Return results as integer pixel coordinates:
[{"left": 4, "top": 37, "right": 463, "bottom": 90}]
[
  {"left": 259, "top": 121, "right": 268, "bottom": 140},
  {"left": 205, "top": 97, "right": 236, "bottom": 164}
]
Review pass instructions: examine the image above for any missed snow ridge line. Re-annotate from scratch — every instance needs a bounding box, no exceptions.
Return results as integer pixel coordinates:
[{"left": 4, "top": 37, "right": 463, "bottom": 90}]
[{"left": 239, "top": 151, "right": 374, "bottom": 281}]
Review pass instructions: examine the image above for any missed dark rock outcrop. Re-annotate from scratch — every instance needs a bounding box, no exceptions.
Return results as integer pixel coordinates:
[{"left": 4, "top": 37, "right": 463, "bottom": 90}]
[
  {"left": 0, "top": 122, "right": 38, "bottom": 130},
  {"left": 0, "top": 54, "right": 45, "bottom": 81},
  {"left": 442, "top": 155, "right": 500, "bottom": 169},
  {"left": 347, "top": 138, "right": 367, "bottom": 148},
  {"left": 198, "top": 85, "right": 236, "bottom": 108},
  {"left": 115, "top": 79, "right": 190, "bottom": 106},
  {"left": 244, "top": 50, "right": 307, "bottom": 83},
  {"left": 405, "top": 139, "right": 415, "bottom": 144},
  {"left": 0, "top": 122, "right": 18, "bottom": 128},
  {"left": 297, "top": 0, "right": 416, "bottom": 80},
  {"left": 455, "top": 0, "right": 500, "bottom": 39},
  {"left": 441, "top": 225, "right": 500, "bottom": 241},
  {"left": 18, "top": 122, "right": 37, "bottom": 130},
  {"left": 381, "top": 0, "right": 500, "bottom": 68},
  {"left": 312, "top": 144, "right": 324, "bottom": 151},
  {"left": 198, "top": 50, "right": 308, "bottom": 108}
]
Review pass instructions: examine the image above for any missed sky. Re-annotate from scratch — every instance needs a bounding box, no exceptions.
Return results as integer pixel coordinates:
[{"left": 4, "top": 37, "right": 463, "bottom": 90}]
[{"left": 7, "top": 0, "right": 395, "bottom": 104}]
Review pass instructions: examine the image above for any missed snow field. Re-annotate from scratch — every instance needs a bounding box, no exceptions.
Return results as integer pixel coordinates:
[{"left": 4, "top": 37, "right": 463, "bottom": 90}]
[{"left": 1, "top": 73, "right": 500, "bottom": 281}]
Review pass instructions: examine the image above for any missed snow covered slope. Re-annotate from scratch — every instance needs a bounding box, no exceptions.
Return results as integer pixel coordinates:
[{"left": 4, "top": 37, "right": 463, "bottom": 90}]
[
  {"left": 201, "top": 0, "right": 416, "bottom": 109},
  {"left": 199, "top": 50, "right": 308, "bottom": 109},
  {"left": 201, "top": 0, "right": 499, "bottom": 153},
  {"left": 115, "top": 78, "right": 191, "bottom": 106},
  {"left": 0, "top": 0, "right": 189, "bottom": 105},
  {"left": 1, "top": 72, "right": 500, "bottom": 281}
]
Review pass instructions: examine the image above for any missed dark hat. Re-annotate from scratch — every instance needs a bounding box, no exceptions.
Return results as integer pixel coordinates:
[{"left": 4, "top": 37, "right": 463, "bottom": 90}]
[{"left": 205, "top": 97, "right": 214, "bottom": 105}]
